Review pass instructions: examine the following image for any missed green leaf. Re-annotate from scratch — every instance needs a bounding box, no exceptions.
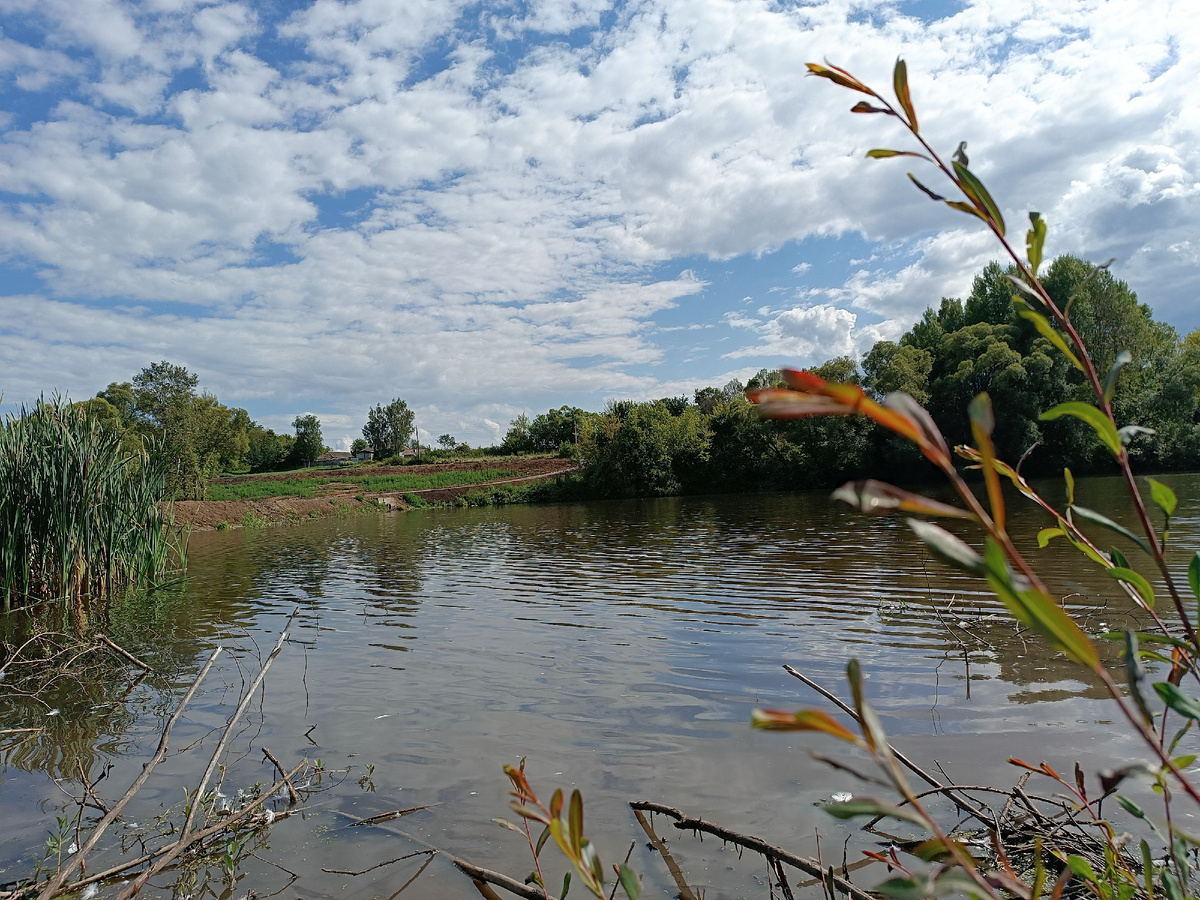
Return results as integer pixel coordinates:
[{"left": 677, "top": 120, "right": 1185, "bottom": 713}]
[
  {"left": 1070, "top": 505, "right": 1151, "bottom": 555},
  {"left": 1162, "top": 869, "right": 1184, "bottom": 900},
  {"left": 984, "top": 539, "right": 1099, "bottom": 667},
  {"left": 892, "top": 58, "right": 917, "bottom": 129},
  {"left": 1040, "top": 402, "right": 1122, "bottom": 457},
  {"left": 875, "top": 877, "right": 929, "bottom": 900},
  {"left": 1110, "top": 547, "right": 1130, "bottom": 569},
  {"left": 1147, "top": 478, "right": 1177, "bottom": 517},
  {"left": 821, "top": 798, "right": 927, "bottom": 828},
  {"left": 1068, "top": 855, "right": 1099, "bottom": 883},
  {"left": 1154, "top": 682, "right": 1200, "bottom": 721},
  {"left": 908, "top": 173, "right": 945, "bottom": 202},
  {"left": 1103, "top": 350, "right": 1133, "bottom": 403},
  {"left": 1108, "top": 567, "right": 1156, "bottom": 608},
  {"left": 1016, "top": 302, "right": 1084, "bottom": 371},
  {"left": 866, "top": 149, "right": 928, "bottom": 159},
  {"left": 751, "top": 708, "right": 859, "bottom": 741},
  {"left": 616, "top": 863, "right": 641, "bottom": 900},
  {"left": 1026, "top": 211, "right": 1047, "bottom": 275},
  {"left": 907, "top": 518, "right": 984, "bottom": 575},
  {"left": 952, "top": 160, "right": 1006, "bottom": 235},
  {"left": 1125, "top": 631, "right": 1154, "bottom": 726},
  {"left": 1117, "top": 796, "right": 1146, "bottom": 819},
  {"left": 568, "top": 789, "right": 583, "bottom": 855},
  {"left": 1173, "top": 754, "right": 1197, "bottom": 769},
  {"left": 1065, "top": 467, "right": 1076, "bottom": 505},
  {"left": 536, "top": 824, "right": 552, "bottom": 857},
  {"left": 561, "top": 871, "right": 572, "bottom": 900},
  {"left": 1189, "top": 552, "right": 1200, "bottom": 601},
  {"left": 1037, "top": 526, "right": 1067, "bottom": 548},
  {"left": 945, "top": 198, "right": 988, "bottom": 223}
]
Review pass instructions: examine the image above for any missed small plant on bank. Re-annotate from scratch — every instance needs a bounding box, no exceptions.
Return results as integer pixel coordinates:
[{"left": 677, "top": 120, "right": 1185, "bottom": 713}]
[{"left": 748, "top": 59, "right": 1200, "bottom": 900}]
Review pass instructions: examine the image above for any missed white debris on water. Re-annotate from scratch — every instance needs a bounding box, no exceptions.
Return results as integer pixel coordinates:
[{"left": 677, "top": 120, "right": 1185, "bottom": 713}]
[{"left": 830, "top": 792, "right": 853, "bottom": 803}]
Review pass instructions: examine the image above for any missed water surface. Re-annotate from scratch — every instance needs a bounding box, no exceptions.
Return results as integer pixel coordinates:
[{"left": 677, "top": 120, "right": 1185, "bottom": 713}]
[{"left": 2, "top": 477, "right": 1195, "bottom": 898}]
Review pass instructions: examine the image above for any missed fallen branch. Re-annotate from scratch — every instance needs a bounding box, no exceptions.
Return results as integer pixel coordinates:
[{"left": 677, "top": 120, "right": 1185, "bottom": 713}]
[
  {"left": 262, "top": 747, "right": 299, "bottom": 804},
  {"left": 96, "top": 635, "right": 152, "bottom": 672},
  {"left": 322, "top": 849, "right": 435, "bottom": 876},
  {"left": 347, "top": 806, "right": 429, "bottom": 827},
  {"left": 630, "top": 801, "right": 877, "bottom": 900},
  {"left": 452, "top": 858, "right": 559, "bottom": 900},
  {"left": 632, "top": 807, "right": 698, "bottom": 900}
]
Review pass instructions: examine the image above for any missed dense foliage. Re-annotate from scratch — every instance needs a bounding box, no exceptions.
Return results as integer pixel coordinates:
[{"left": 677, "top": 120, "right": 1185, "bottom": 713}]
[
  {"left": 533, "top": 254, "right": 1200, "bottom": 498},
  {"left": 0, "top": 398, "right": 182, "bottom": 612}
]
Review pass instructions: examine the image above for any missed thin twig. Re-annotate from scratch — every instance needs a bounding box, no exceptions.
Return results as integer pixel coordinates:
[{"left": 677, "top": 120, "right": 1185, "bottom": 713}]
[
  {"left": 630, "top": 801, "right": 876, "bottom": 900},
  {"left": 452, "top": 858, "right": 560, "bottom": 900},
  {"left": 261, "top": 747, "right": 299, "bottom": 804},
  {"left": 322, "top": 849, "right": 435, "bottom": 875},
  {"left": 633, "top": 808, "right": 699, "bottom": 900},
  {"left": 96, "top": 635, "right": 152, "bottom": 672}
]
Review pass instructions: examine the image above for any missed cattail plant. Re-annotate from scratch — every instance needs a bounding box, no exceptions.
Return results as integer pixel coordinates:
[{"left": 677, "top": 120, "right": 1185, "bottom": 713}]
[{"left": 1, "top": 397, "right": 186, "bottom": 614}]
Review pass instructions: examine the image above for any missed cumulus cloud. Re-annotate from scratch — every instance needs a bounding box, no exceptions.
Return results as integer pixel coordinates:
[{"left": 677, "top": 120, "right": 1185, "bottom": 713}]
[{"left": 0, "top": 0, "right": 1197, "bottom": 445}]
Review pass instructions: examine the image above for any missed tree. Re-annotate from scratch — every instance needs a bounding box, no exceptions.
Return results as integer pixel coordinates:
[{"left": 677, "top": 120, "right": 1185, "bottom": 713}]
[
  {"left": 437, "top": 434, "right": 456, "bottom": 449},
  {"left": 351, "top": 438, "right": 368, "bottom": 455},
  {"left": 247, "top": 423, "right": 294, "bottom": 472},
  {"left": 291, "top": 414, "right": 324, "bottom": 467},
  {"left": 363, "top": 398, "right": 414, "bottom": 458},
  {"left": 500, "top": 413, "right": 533, "bottom": 454}
]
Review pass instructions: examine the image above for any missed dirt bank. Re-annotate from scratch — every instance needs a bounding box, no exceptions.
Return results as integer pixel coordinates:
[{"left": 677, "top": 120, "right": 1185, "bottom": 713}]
[{"left": 175, "top": 460, "right": 577, "bottom": 530}]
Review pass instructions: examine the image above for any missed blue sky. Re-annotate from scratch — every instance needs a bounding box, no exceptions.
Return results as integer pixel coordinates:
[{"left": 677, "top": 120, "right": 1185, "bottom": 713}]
[{"left": 1, "top": 0, "right": 1197, "bottom": 448}]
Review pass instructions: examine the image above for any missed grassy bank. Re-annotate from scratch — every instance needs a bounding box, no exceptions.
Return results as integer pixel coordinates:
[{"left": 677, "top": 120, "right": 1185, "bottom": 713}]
[{"left": 208, "top": 467, "right": 525, "bottom": 501}]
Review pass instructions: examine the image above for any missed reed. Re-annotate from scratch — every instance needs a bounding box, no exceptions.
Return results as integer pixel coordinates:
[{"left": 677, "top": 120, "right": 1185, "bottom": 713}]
[{"left": 0, "top": 397, "right": 185, "bottom": 613}]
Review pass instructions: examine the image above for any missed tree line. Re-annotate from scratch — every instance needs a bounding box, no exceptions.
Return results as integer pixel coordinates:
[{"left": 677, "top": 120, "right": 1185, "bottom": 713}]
[{"left": 505, "top": 255, "right": 1200, "bottom": 498}]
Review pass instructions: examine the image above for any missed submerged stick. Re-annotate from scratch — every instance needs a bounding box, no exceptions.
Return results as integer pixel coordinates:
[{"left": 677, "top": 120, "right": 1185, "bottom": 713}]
[
  {"left": 629, "top": 801, "right": 876, "bottom": 900},
  {"left": 452, "top": 858, "right": 560, "bottom": 900},
  {"left": 783, "top": 664, "right": 994, "bottom": 824},
  {"left": 35, "top": 646, "right": 223, "bottom": 900},
  {"left": 262, "top": 747, "right": 299, "bottom": 804},
  {"left": 633, "top": 808, "right": 698, "bottom": 900},
  {"left": 112, "top": 611, "right": 299, "bottom": 900},
  {"left": 96, "top": 635, "right": 152, "bottom": 672}
]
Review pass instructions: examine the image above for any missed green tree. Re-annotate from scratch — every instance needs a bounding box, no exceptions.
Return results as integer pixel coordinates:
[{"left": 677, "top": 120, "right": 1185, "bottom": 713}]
[
  {"left": 500, "top": 413, "right": 534, "bottom": 454},
  {"left": 291, "top": 414, "right": 324, "bottom": 467},
  {"left": 437, "top": 434, "right": 456, "bottom": 449},
  {"left": 247, "top": 423, "right": 294, "bottom": 472},
  {"left": 579, "top": 400, "right": 710, "bottom": 497},
  {"left": 363, "top": 398, "right": 414, "bottom": 458}
]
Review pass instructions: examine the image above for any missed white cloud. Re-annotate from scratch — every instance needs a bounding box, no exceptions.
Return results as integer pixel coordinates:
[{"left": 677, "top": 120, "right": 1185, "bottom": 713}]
[{"left": 1, "top": 0, "right": 1198, "bottom": 443}]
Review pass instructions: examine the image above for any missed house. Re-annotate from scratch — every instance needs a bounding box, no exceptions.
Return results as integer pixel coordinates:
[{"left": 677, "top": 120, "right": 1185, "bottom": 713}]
[
  {"left": 317, "top": 450, "right": 352, "bottom": 466},
  {"left": 354, "top": 447, "right": 375, "bottom": 461}
]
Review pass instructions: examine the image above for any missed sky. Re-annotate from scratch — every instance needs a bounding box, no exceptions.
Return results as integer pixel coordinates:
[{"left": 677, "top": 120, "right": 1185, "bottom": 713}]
[{"left": 1, "top": 0, "right": 1197, "bottom": 449}]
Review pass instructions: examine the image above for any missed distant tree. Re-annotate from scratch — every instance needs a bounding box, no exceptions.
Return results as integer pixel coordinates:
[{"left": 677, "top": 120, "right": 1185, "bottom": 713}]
[
  {"left": 291, "top": 414, "right": 324, "bottom": 467},
  {"left": 247, "top": 423, "right": 293, "bottom": 472},
  {"left": 96, "top": 381, "right": 137, "bottom": 427},
  {"left": 500, "top": 413, "right": 534, "bottom": 454},
  {"left": 351, "top": 438, "right": 368, "bottom": 455},
  {"left": 362, "top": 398, "right": 414, "bottom": 458},
  {"left": 437, "top": 433, "right": 456, "bottom": 449}
]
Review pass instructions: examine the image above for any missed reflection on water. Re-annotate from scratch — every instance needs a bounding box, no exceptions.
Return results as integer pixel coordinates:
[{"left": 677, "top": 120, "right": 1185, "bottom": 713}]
[{"left": 1, "top": 475, "right": 1194, "bottom": 898}]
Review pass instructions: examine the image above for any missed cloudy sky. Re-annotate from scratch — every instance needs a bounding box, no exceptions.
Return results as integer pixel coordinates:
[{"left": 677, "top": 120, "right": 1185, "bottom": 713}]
[{"left": 1, "top": 0, "right": 1196, "bottom": 448}]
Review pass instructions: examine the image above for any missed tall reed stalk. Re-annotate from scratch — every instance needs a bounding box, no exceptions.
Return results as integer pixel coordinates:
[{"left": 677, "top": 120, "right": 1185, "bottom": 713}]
[{"left": 0, "top": 397, "right": 185, "bottom": 613}]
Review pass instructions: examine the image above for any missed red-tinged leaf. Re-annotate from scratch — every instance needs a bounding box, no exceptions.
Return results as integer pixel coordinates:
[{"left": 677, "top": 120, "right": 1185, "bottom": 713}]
[
  {"left": 952, "top": 161, "right": 1006, "bottom": 235},
  {"left": 751, "top": 708, "right": 859, "bottom": 742},
  {"left": 851, "top": 102, "right": 892, "bottom": 114},
  {"left": 885, "top": 393, "right": 950, "bottom": 459},
  {"left": 855, "top": 395, "right": 924, "bottom": 444},
  {"left": 955, "top": 445, "right": 1039, "bottom": 501},
  {"left": 968, "top": 393, "right": 1005, "bottom": 533},
  {"left": 892, "top": 58, "right": 917, "bottom": 130},
  {"left": 780, "top": 368, "right": 828, "bottom": 391},
  {"left": 492, "top": 817, "right": 528, "bottom": 835},
  {"left": 510, "top": 801, "right": 552, "bottom": 825},
  {"left": 908, "top": 173, "right": 945, "bottom": 202},
  {"left": 750, "top": 389, "right": 855, "bottom": 419},
  {"left": 945, "top": 199, "right": 988, "bottom": 223},
  {"left": 866, "top": 149, "right": 929, "bottom": 160},
  {"left": 831, "top": 479, "right": 974, "bottom": 519},
  {"left": 805, "top": 62, "right": 873, "bottom": 94},
  {"left": 549, "top": 787, "right": 563, "bottom": 820}
]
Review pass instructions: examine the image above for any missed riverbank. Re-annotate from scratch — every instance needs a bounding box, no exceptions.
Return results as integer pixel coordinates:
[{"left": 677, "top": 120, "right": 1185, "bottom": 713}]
[{"left": 174, "top": 457, "right": 578, "bottom": 529}]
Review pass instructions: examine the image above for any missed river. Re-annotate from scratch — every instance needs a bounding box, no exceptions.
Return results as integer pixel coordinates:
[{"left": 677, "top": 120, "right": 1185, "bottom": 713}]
[{"left": 2, "top": 475, "right": 1196, "bottom": 899}]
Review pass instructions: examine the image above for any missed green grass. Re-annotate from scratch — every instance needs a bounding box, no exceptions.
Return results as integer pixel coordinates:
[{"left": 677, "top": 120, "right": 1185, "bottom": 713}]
[{"left": 207, "top": 468, "right": 525, "bottom": 501}]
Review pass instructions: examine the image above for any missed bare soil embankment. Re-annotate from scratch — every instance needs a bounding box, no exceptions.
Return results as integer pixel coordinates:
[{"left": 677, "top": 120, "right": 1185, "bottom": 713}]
[{"left": 174, "top": 458, "right": 576, "bottom": 530}]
